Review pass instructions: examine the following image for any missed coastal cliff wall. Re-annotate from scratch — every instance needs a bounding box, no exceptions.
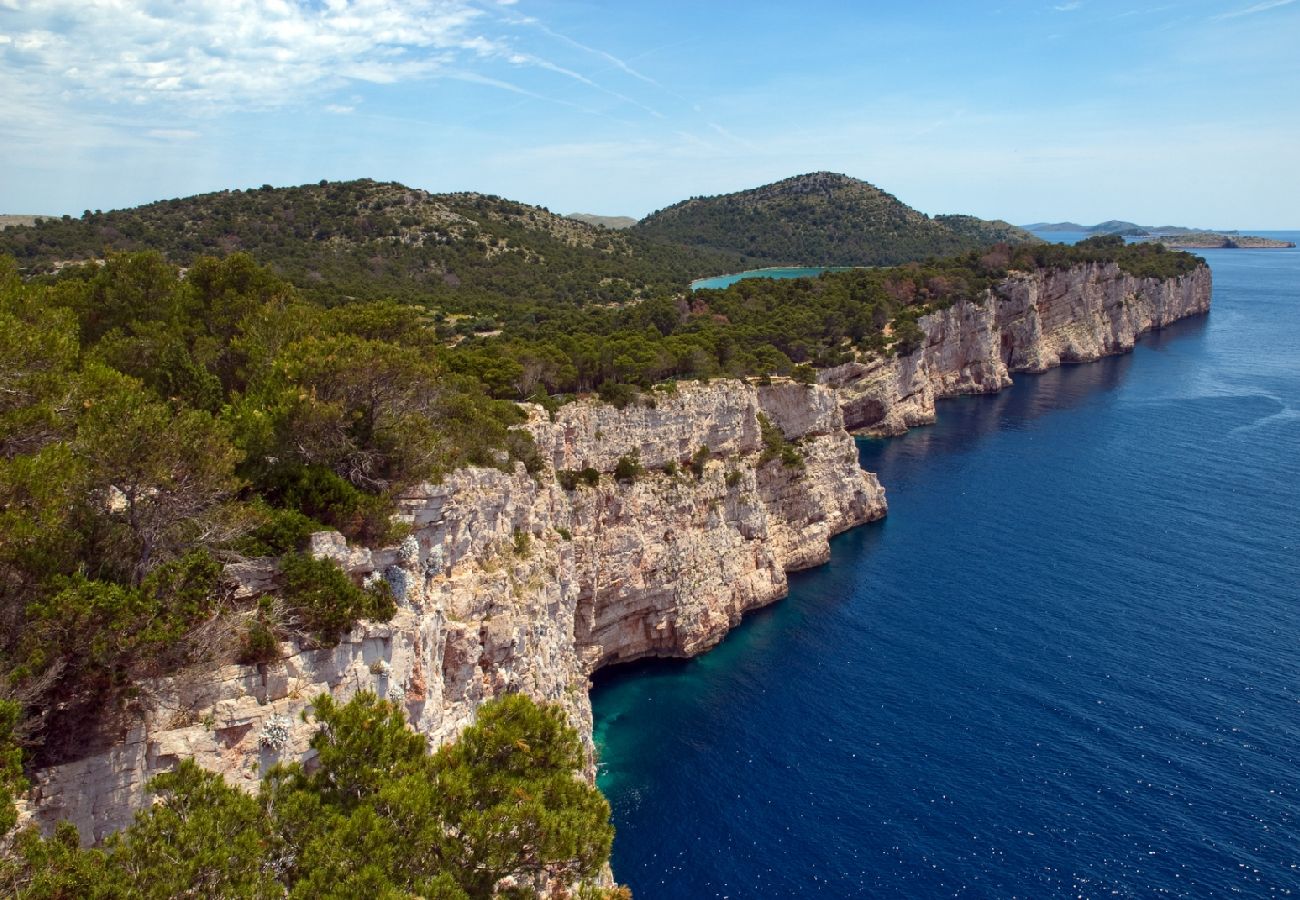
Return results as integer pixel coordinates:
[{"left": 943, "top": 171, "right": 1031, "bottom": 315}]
[
  {"left": 20, "top": 261, "right": 1212, "bottom": 844},
  {"left": 23, "top": 381, "right": 885, "bottom": 842},
  {"left": 821, "top": 261, "right": 1212, "bottom": 434}
]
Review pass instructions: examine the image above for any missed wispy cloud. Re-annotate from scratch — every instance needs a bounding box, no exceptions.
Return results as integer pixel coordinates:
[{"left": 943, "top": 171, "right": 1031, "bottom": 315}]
[
  {"left": 1053, "top": 2, "right": 1083, "bottom": 10},
  {"left": 514, "top": 17, "right": 662, "bottom": 88},
  {"left": 1212, "top": 0, "right": 1296, "bottom": 18},
  {"left": 0, "top": 0, "right": 496, "bottom": 111}
]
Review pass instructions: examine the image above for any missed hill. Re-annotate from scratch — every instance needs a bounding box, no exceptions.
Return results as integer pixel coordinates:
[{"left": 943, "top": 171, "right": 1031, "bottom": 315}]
[
  {"left": 0, "top": 215, "right": 50, "bottom": 230},
  {"left": 0, "top": 180, "right": 742, "bottom": 314},
  {"left": 632, "top": 172, "right": 1040, "bottom": 266},
  {"left": 566, "top": 213, "right": 637, "bottom": 229}
]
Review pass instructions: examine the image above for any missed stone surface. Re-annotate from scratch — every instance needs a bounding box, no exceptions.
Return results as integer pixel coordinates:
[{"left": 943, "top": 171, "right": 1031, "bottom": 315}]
[
  {"left": 22, "top": 380, "right": 884, "bottom": 843},
  {"left": 821, "top": 261, "right": 1212, "bottom": 435}
]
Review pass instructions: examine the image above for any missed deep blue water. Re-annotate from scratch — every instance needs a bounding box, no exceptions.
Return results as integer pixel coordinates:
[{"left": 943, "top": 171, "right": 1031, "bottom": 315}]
[{"left": 592, "top": 235, "right": 1300, "bottom": 896}]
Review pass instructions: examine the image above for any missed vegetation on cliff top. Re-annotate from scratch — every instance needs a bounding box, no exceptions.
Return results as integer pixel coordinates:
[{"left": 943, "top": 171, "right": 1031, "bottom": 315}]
[
  {"left": 632, "top": 172, "right": 1041, "bottom": 266},
  {"left": 1, "top": 691, "right": 625, "bottom": 898},
  {"left": 0, "top": 176, "right": 1204, "bottom": 879}
]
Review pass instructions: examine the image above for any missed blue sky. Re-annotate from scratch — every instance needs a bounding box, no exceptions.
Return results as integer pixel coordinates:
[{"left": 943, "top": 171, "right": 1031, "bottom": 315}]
[{"left": 2, "top": 0, "right": 1298, "bottom": 227}]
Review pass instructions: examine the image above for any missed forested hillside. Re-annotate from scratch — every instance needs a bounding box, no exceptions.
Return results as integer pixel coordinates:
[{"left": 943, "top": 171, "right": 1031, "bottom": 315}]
[
  {"left": 0, "top": 180, "right": 742, "bottom": 314},
  {"left": 633, "top": 172, "right": 1040, "bottom": 266}
]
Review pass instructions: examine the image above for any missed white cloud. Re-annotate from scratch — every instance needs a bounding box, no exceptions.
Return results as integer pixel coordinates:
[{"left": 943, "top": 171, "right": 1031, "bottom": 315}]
[
  {"left": 148, "top": 129, "right": 201, "bottom": 140},
  {"left": 1053, "top": 2, "right": 1082, "bottom": 10},
  {"left": 0, "top": 0, "right": 497, "bottom": 110}
]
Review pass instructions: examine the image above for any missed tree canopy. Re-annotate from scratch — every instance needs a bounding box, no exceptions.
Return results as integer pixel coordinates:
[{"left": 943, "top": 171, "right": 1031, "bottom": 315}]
[{"left": 1, "top": 691, "right": 625, "bottom": 899}]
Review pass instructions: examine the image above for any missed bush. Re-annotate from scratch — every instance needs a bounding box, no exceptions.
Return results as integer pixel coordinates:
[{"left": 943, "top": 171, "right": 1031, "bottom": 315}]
[
  {"left": 278, "top": 552, "right": 395, "bottom": 647},
  {"left": 505, "top": 428, "right": 544, "bottom": 476},
  {"left": 614, "top": 450, "right": 644, "bottom": 483},
  {"left": 597, "top": 380, "right": 638, "bottom": 409},
  {"left": 513, "top": 529, "right": 531, "bottom": 556},
  {"left": 725, "top": 470, "right": 743, "bottom": 488},
  {"left": 689, "top": 445, "right": 711, "bottom": 479},
  {"left": 236, "top": 502, "right": 325, "bottom": 557}
]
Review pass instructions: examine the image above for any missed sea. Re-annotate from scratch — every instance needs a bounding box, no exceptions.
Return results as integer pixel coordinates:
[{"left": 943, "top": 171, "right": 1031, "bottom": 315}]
[{"left": 591, "top": 231, "right": 1300, "bottom": 897}]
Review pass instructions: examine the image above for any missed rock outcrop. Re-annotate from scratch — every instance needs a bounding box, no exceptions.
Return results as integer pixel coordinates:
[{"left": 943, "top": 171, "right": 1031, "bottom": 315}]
[
  {"left": 24, "top": 381, "right": 885, "bottom": 842},
  {"left": 821, "top": 261, "right": 1211, "bottom": 435}
]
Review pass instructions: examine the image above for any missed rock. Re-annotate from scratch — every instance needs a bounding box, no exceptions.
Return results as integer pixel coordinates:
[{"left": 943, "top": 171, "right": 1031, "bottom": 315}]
[
  {"left": 23, "top": 380, "right": 885, "bottom": 843},
  {"left": 821, "top": 262, "right": 1212, "bottom": 435}
]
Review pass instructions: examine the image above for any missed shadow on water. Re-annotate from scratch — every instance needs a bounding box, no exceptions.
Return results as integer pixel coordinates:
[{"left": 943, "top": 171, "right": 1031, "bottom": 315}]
[
  {"left": 595, "top": 315, "right": 1213, "bottom": 700},
  {"left": 860, "top": 313, "right": 1210, "bottom": 473},
  {"left": 590, "top": 516, "right": 889, "bottom": 698}
]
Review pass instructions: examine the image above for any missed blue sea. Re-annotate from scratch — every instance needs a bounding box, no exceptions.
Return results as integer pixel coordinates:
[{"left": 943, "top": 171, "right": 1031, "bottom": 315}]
[{"left": 592, "top": 233, "right": 1300, "bottom": 896}]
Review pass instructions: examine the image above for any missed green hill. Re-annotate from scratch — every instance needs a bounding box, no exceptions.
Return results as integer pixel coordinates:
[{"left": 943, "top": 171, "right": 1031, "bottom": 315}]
[
  {"left": 633, "top": 172, "right": 1039, "bottom": 266},
  {"left": 0, "top": 180, "right": 742, "bottom": 313}
]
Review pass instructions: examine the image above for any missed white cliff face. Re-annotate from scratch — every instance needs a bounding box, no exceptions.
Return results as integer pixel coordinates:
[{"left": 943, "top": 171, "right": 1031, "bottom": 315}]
[
  {"left": 821, "top": 262, "right": 1212, "bottom": 435},
  {"left": 24, "top": 381, "right": 885, "bottom": 842},
  {"left": 21, "top": 262, "right": 1212, "bottom": 844}
]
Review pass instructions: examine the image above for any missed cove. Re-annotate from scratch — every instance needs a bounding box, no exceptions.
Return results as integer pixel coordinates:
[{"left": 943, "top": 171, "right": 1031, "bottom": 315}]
[
  {"left": 690, "top": 266, "right": 855, "bottom": 291},
  {"left": 592, "top": 239, "right": 1300, "bottom": 896}
]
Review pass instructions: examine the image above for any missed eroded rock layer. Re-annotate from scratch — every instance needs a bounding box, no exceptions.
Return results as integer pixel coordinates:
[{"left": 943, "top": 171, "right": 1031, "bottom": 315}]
[
  {"left": 821, "top": 262, "right": 1212, "bottom": 435},
  {"left": 25, "top": 381, "right": 884, "bottom": 841}
]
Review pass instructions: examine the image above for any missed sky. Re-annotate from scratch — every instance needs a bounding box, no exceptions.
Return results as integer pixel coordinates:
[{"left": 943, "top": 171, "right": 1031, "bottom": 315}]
[{"left": 2, "top": 0, "right": 1298, "bottom": 227}]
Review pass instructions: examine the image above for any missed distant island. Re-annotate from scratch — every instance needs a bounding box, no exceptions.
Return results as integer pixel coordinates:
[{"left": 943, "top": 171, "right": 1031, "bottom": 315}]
[{"left": 1024, "top": 219, "right": 1294, "bottom": 249}]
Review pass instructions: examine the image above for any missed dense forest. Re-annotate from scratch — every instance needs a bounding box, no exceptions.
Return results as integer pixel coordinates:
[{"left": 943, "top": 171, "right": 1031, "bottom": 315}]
[
  {"left": 0, "top": 172, "right": 1203, "bottom": 895},
  {"left": 0, "top": 180, "right": 743, "bottom": 316},
  {"left": 632, "top": 172, "right": 1040, "bottom": 266}
]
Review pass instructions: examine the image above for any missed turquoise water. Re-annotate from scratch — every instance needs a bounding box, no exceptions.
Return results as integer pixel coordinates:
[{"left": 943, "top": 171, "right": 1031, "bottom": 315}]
[
  {"left": 690, "top": 266, "right": 853, "bottom": 291},
  {"left": 592, "top": 234, "right": 1300, "bottom": 896}
]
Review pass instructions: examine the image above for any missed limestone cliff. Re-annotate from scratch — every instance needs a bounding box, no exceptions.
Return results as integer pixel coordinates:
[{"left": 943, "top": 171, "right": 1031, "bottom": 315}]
[
  {"left": 822, "top": 261, "right": 1212, "bottom": 435},
  {"left": 21, "top": 261, "right": 1212, "bottom": 844},
  {"left": 24, "top": 381, "right": 884, "bottom": 841}
]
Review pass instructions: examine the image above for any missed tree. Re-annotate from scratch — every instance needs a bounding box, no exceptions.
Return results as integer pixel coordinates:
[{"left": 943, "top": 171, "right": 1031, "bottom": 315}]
[
  {"left": 73, "top": 365, "right": 244, "bottom": 584},
  {"left": 4, "top": 692, "right": 622, "bottom": 898}
]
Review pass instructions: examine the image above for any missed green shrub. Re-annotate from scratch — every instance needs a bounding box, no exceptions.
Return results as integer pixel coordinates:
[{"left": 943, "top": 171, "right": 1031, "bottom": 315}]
[
  {"left": 597, "top": 380, "right": 638, "bottom": 409},
  {"left": 689, "top": 445, "right": 711, "bottom": 479},
  {"left": 555, "top": 527, "right": 572, "bottom": 541},
  {"left": 278, "top": 552, "right": 395, "bottom": 647},
  {"left": 725, "top": 470, "right": 743, "bottom": 488},
  {"left": 238, "top": 598, "right": 280, "bottom": 665},
  {"left": 505, "top": 428, "right": 544, "bottom": 476},
  {"left": 513, "top": 529, "right": 531, "bottom": 556},
  {"left": 614, "top": 450, "right": 644, "bottom": 483},
  {"left": 236, "top": 502, "right": 325, "bottom": 557}
]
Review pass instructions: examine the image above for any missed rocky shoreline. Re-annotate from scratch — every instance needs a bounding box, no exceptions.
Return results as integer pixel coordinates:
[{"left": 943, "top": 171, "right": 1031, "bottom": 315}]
[{"left": 20, "top": 260, "right": 1212, "bottom": 846}]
